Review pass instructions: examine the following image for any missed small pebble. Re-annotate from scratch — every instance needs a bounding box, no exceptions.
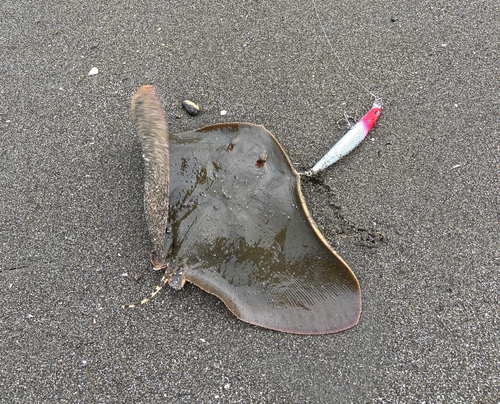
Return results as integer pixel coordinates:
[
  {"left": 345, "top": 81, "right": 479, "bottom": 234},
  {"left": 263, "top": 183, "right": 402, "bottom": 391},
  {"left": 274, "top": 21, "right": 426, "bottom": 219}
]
[
  {"left": 88, "top": 67, "right": 98, "bottom": 76},
  {"left": 220, "top": 110, "right": 227, "bottom": 116},
  {"left": 182, "top": 100, "right": 200, "bottom": 116}
]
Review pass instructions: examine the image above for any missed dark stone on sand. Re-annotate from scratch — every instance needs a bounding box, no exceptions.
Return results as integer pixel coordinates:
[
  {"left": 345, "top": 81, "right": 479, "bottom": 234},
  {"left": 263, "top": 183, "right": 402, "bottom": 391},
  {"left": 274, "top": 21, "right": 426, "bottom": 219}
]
[{"left": 182, "top": 100, "right": 200, "bottom": 116}]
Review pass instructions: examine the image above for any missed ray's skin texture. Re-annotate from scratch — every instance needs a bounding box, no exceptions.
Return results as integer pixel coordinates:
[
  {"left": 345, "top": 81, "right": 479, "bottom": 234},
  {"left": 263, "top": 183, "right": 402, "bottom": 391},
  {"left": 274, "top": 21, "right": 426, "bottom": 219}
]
[{"left": 130, "top": 86, "right": 361, "bottom": 334}]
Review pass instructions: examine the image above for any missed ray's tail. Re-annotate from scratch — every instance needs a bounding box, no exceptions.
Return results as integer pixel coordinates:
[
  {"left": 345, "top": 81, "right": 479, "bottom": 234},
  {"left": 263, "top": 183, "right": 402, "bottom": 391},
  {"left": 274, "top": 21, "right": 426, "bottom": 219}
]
[{"left": 130, "top": 86, "right": 170, "bottom": 264}]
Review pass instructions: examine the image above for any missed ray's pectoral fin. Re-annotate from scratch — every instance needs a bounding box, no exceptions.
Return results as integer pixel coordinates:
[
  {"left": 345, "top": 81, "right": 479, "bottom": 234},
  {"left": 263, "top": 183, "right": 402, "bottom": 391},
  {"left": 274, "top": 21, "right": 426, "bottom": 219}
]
[{"left": 130, "top": 85, "right": 170, "bottom": 265}]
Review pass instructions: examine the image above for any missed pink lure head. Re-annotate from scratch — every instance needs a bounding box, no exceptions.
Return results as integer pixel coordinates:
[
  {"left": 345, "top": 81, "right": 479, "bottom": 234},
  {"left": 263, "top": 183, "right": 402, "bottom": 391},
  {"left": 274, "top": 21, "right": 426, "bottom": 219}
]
[{"left": 361, "top": 99, "right": 382, "bottom": 131}]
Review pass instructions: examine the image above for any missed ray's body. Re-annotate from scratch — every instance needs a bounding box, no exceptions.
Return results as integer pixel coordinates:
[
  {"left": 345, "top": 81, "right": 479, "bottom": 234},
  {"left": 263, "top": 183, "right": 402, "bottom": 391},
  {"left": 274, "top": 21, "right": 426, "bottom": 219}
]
[{"left": 130, "top": 86, "right": 361, "bottom": 334}]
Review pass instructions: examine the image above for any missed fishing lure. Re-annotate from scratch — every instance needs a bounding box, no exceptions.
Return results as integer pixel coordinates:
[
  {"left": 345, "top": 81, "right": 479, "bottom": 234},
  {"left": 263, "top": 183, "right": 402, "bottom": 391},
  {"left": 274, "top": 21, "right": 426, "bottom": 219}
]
[
  {"left": 304, "top": 0, "right": 383, "bottom": 175},
  {"left": 304, "top": 99, "right": 382, "bottom": 175}
]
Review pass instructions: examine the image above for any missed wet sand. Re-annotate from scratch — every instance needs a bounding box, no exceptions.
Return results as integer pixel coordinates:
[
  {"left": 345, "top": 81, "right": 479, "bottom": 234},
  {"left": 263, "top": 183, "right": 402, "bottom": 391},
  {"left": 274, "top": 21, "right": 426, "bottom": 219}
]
[{"left": 1, "top": 0, "right": 498, "bottom": 402}]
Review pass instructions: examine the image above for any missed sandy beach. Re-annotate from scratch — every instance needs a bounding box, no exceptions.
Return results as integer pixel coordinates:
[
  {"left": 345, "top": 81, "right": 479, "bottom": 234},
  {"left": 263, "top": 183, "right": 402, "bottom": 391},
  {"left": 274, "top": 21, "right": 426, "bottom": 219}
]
[{"left": 1, "top": 0, "right": 498, "bottom": 402}]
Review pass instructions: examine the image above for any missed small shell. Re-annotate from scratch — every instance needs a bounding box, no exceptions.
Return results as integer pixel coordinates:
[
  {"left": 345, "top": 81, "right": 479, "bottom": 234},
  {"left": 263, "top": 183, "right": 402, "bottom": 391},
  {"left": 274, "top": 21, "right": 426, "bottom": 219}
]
[{"left": 182, "top": 100, "right": 200, "bottom": 116}]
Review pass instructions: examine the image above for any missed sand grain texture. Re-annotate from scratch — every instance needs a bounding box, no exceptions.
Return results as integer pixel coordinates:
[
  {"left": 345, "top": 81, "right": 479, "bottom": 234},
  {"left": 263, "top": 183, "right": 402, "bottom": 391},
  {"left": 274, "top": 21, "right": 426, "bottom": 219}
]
[{"left": 0, "top": 0, "right": 498, "bottom": 402}]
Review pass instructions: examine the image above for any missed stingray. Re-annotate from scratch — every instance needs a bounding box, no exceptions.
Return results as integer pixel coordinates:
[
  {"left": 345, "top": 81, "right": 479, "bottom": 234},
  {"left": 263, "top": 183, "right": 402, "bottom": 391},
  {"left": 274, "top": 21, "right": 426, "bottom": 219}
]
[{"left": 129, "top": 86, "right": 361, "bottom": 334}]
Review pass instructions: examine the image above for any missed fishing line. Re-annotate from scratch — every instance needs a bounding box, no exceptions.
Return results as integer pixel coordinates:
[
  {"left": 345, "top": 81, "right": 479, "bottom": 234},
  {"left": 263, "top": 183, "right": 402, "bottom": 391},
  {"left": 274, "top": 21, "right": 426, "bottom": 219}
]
[
  {"left": 310, "top": 0, "right": 380, "bottom": 101},
  {"left": 300, "top": 0, "right": 383, "bottom": 175}
]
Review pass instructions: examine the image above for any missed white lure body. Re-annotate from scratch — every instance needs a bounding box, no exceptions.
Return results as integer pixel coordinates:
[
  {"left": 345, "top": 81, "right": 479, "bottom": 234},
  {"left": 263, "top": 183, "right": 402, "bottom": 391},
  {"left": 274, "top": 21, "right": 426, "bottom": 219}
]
[{"left": 306, "top": 100, "right": 382, "bottom": 175}]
